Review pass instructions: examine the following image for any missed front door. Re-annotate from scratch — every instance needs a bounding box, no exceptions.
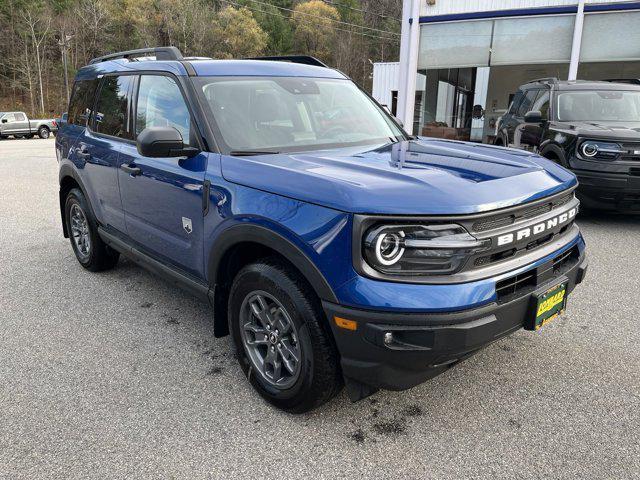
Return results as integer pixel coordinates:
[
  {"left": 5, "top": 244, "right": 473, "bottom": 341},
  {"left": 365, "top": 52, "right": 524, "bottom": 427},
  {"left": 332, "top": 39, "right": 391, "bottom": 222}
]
[
  {"left": 118, "top": 74, "right": 207, "bottom": 277},
  {"left": 520, "top": 90, "right": 551, "bottom": 151}
]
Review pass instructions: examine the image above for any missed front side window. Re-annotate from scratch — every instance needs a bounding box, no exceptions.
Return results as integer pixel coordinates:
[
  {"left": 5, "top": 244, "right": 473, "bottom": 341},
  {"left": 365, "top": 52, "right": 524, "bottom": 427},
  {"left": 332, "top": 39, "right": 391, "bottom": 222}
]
[
  {"left": 196, "top": 76, "right": 405, "bottom": 153},
  {"left": 136, "top": 75, "right": 191, "bottom": 145},
  {"left": 557, "top": 90, "right": 640, "bottom": 122},
  {"left": 15, "top": 113, "right": 26, "bottom": 121},
  {"left": 94, "top": 75, "right": 133, "bottom": 139},
  {"left": 517, "top": 90, "right": 539, "bottom": 117},
  {"left": 532, "top": 90, "right": 550, "bottom": 120},
  {"left": 68, "top": 79, "right": 99, "bottom": 126}
]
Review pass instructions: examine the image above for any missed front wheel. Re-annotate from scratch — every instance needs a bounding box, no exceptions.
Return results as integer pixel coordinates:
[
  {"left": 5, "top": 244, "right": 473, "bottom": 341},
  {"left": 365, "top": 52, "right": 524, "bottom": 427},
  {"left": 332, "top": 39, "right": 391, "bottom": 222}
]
[
  {"left": 38, "top": 126, "right": 50, "bottom": 139},
  {"left": 228, "top": 259, "right": 342, "bottom": 413}
]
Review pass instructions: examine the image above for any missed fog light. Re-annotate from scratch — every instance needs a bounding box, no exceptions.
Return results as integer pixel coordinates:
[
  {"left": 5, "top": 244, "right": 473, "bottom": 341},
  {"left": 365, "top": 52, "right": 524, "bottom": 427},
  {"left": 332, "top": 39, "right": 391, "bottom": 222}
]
[{"left": 384, "top": 332, "right": 393, "bottom": 345}]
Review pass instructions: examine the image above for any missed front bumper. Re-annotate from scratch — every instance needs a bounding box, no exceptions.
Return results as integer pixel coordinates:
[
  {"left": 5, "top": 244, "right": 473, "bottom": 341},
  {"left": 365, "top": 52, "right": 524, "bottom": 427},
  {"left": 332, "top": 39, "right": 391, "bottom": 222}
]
[
  {"left": 575, "top": 170, "right": 640, "bottom": 212},
  {"left": 324, "top": 249, "right": 588, "bottom": 394}
]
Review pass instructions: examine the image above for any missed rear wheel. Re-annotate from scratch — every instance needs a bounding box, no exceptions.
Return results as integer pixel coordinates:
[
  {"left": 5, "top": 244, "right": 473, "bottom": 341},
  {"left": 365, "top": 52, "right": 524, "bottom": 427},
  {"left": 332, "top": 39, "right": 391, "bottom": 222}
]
[
  {"left": 64, "top": 188, "right": 119, "bottom": 271},
  {"left": 38, "top": 126, "right": 50, "bottom": 139},
  {"left": 228, "top": 259, "right": 342, "bottom": 413}
]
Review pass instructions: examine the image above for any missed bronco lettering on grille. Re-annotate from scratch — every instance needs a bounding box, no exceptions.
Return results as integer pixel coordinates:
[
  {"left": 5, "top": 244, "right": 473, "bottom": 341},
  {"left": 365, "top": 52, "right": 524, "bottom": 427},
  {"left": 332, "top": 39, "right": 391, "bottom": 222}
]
[{"left": 496, "top": 207, "right": 577, "bottom": 247}]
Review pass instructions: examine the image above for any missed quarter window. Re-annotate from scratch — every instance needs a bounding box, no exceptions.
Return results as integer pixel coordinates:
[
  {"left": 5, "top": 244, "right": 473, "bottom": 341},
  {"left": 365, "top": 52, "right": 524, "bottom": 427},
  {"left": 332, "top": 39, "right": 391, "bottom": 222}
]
[
  {"left": 68, "top": 79, "right": 99, "bottom": 126},
  {"left": 94, "top": 75, "right": 133, "bottom": 139},
  {"left": 135, "top": 75, "right": 191, "bottom": 146}
]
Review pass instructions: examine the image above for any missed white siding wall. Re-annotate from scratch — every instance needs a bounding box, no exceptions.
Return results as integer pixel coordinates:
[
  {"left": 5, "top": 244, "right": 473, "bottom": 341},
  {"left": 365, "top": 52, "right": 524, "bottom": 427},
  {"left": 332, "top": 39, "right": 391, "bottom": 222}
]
[
  {"left": 420, "top": 0, "right": 631, "bottom": 17},
  {"left": 371, "top": 62, "right": 400, "bottom": 109}
]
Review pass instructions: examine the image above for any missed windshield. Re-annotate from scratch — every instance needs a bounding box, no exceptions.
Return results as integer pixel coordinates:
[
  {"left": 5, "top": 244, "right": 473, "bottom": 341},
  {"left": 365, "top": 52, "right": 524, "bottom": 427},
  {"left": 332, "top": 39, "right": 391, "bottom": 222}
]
[
  {"left": 557, "top": 90, "right": 640, "bottom": 122},
  {"left": 196, "top": 76, "right": 405, "bottom": 153}
]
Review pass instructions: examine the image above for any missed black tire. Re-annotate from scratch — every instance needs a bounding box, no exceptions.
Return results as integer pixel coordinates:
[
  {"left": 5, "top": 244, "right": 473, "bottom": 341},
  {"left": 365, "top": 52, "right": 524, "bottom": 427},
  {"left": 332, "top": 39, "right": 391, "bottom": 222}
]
[
  {"left": 228, "top": 259, "right": 342, "bottom": 413},
  {"left": 64, "top": 188, "right": 119, "bottom": 272},
  {"left": 38, "top": 126, "right": 50, "bottom": 139}
]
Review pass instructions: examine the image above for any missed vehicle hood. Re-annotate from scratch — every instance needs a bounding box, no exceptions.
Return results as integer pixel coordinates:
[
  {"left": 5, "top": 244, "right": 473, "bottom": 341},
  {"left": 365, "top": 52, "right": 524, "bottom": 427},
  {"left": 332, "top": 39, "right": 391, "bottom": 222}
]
[
  {"left": 221, "top": 138, "right": 577, "bottom": 215},
  {"left": 557, "top": 121, "right": 640, "bottom": 140}
]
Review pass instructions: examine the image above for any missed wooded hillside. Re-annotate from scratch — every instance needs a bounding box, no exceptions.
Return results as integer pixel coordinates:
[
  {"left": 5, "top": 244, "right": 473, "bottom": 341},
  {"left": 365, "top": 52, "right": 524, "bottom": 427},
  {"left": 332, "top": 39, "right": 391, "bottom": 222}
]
[{"left": 0, "top": 0, "right": 401, "bottom": 117}]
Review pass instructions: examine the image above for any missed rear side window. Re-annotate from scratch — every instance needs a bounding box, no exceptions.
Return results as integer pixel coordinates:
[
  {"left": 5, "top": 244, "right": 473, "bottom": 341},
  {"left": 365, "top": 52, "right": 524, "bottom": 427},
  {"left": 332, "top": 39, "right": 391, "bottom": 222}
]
[
  {"left": 135, "top": 75, "right": 191, "bottom": 146},
  {"left": 68, "top": 79, "right": 99, "bottom": 126},
  {"left": 94, "top": 75, "right": 133, "bottom": 139},
  {"left": 15, "top": 113, "right": 26, "bottom": 121}
]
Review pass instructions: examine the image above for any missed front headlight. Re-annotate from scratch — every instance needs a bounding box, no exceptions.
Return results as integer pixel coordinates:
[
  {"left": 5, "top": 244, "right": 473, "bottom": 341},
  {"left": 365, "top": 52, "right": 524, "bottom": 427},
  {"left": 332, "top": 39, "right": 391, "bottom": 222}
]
[
  {"left": 363, "top": 224, "right": 490, "bottom": 276},
  {"left": 578, "top": 140, "right": 625, "bottom": 161}
]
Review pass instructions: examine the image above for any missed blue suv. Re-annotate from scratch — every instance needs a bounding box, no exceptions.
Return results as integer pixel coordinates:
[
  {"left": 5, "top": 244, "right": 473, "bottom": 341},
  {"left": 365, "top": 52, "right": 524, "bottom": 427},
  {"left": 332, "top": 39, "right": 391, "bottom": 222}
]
[{"left": 56, "top": 47, "right": 588, "bottom": 412}]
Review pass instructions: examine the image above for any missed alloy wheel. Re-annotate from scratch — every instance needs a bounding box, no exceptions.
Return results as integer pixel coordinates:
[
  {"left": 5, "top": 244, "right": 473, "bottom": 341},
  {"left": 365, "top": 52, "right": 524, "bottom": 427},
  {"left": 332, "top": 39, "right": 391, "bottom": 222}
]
[
  {"left": 239, "top": 291, "right": 302, "bottom": 389},
  {"left": 70, "top": 204, "right": 91, "bottom": 260}
]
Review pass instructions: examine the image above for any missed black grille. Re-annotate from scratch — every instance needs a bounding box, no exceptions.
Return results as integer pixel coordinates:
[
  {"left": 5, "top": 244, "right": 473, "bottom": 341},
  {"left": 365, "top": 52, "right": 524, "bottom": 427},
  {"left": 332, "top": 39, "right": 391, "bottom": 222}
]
[
  {"left": 496, "top": 270, "right": 536, "bottom": 299},
  {"left": 472, "top": 192, "right": 573, "bottom": 233},
  {"left": 496, "top": 246, "right": 580, "bottom": 303},
  {"left": 620, "top": 143, "right": 640, "bottom": 162},
  {"left": 553, "top": 246, "right": 580, "bottom": 274}
]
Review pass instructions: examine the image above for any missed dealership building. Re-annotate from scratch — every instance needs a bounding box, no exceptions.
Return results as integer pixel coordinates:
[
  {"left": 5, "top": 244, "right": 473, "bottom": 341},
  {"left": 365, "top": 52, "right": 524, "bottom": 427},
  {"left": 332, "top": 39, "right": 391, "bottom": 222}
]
[{"left": 374, "top": 0, "right": 640, "bottom": 142}]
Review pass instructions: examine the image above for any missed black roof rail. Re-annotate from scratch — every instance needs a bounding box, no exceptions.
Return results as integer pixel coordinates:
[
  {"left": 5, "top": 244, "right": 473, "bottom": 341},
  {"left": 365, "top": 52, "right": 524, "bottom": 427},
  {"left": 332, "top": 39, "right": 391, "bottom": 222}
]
[
  {"left": 526, "top": 77, "right": 559, "bottom": 85},
  {"left": 89, "top": 46, "right": 184, "bottom": 65},
  {"left": 245, "top": 55, "right": 328, "bottom": 68}
]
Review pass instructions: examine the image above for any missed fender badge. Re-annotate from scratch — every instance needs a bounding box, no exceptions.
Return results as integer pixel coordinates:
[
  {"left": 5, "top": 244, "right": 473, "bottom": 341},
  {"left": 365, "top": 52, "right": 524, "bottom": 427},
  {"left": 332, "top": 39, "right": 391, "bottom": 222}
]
[{"left": 182, "top": 217, "right": 193, "bottom": 234}]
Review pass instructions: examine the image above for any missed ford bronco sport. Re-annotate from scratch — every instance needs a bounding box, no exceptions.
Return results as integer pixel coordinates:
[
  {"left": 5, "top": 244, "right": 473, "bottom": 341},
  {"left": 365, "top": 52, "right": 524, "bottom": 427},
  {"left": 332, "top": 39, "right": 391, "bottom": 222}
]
[
  {"left": 56, "top": 47, "right": 587, "bottom": 412},
  {"left": 496, "top": 78, "right": 640, "bottom": 212}
]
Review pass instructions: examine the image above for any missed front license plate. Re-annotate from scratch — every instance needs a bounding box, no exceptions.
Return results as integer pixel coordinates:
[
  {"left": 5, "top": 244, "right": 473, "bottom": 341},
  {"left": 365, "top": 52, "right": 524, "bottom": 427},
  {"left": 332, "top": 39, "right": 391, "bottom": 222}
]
[{"left": 527, "top": 281, "right": 568, "bottom": 331}]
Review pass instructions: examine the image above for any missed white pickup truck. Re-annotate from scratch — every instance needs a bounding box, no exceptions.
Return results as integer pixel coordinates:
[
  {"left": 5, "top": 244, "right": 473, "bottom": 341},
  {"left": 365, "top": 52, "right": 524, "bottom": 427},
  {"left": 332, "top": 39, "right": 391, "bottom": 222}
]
[{"left": 0, "top": 111, "right": 58, "bottom": 139}]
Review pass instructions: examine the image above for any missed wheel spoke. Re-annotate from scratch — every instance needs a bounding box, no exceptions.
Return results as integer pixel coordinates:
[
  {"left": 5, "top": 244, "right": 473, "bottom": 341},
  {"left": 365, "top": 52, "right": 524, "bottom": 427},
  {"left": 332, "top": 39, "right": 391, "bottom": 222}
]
[
  {"left": 243, "top": 322, "right": 269, "bottom": 345},
  {"left": 264, "top": 347, "right": 282, "bottom": 381},
  {"left": 278, "top": 339, "right": 299, "bottom": 375},
  {"left": 273, "top": 308, "right": 291, "bottom": 335},
  {"left": 250, "top": 295, "right": 274, "bottom": 328}
]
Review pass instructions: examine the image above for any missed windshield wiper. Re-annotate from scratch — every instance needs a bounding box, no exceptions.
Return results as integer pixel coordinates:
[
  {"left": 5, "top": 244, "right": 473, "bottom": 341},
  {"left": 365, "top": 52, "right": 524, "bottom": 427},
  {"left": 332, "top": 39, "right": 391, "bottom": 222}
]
[{"left": 229, "top": 150, "right": 280, "bottom": 156}]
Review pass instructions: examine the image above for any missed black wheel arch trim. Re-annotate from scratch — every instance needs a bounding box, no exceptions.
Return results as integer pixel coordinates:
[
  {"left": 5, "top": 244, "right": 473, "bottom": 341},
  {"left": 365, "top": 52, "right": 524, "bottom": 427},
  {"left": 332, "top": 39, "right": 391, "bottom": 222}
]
[
  {"left": 540, "top": 143, "right": 568, "bottom": 166},
  {"left": 207, "top": 223, "right": 338, "bottom": 304},
  {"left": 59, "top": 163, "right": 95, "bottom": 238}
]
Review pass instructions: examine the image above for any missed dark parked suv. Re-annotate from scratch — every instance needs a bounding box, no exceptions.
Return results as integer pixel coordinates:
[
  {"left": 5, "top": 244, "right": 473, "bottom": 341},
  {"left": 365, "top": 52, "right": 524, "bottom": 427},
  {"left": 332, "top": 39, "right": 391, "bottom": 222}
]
[
  {"left": 56, "top": 48, "right": 587, "bottom": 412},
  {"left": 496, "top": 78, "right": 640, "bottom": 212}
]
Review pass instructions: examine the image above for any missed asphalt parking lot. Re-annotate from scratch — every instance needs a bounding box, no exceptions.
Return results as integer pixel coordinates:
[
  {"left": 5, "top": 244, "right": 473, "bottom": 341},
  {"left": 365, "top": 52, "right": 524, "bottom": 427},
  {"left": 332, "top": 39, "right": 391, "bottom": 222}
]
[{"left": 1, "top": 137, "right": 639, "bottom": 479}]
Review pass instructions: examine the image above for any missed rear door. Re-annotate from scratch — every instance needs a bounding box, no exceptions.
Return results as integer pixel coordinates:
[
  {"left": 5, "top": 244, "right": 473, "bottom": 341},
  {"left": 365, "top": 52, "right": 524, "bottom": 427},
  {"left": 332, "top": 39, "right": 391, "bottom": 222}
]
[
  {"left": 73, "top": 74, "right": 134, "bottom": 233},
  {"left": 118, "top": 73, "right": 207, "bottom": 277}
]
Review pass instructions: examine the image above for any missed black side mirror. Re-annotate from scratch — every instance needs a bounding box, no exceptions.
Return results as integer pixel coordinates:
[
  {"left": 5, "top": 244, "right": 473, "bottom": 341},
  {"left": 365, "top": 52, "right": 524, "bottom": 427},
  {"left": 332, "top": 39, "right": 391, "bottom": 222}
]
[
  {"left": 524, "top": 110, "right": 543, "bottom": 124},
  {"left": 136, "top": 126, "right": 199, "bottom": 158},
  {"left": 1, "top": 119, "right": 7, "bottom": 123}
]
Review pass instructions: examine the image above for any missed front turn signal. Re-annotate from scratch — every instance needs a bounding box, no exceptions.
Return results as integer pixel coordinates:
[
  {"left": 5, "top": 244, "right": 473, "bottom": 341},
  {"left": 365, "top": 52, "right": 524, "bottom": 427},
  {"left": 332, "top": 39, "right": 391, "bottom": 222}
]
[{"left": 334, "top": 316, "right": 357, "bottom": 331}]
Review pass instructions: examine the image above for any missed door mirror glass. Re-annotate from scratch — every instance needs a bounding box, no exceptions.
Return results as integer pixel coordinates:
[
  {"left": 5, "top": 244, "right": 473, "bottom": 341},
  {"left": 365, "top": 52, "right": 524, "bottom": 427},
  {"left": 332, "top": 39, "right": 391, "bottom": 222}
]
[
  {"left": 136, "top": 126, "right": 198, "bottom": 158},
  {"left": 524, "top": 110, "right": 543, "bottom": 124}
]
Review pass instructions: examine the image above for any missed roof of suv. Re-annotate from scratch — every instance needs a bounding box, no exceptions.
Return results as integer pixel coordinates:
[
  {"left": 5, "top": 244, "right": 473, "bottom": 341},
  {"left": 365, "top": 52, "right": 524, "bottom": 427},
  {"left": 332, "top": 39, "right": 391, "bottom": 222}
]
[
  {"left": 522, "top": 78, "right": 640, "bottom": 91},
  {"left": 75, "top": 58, "right": 347, "bottom": 81}
]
